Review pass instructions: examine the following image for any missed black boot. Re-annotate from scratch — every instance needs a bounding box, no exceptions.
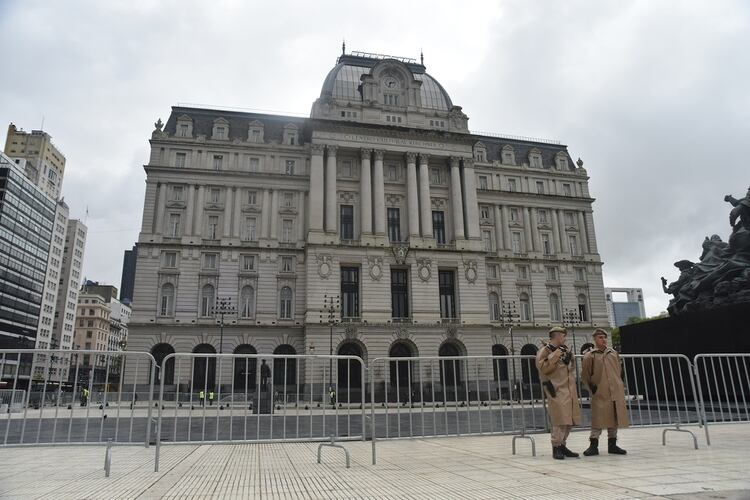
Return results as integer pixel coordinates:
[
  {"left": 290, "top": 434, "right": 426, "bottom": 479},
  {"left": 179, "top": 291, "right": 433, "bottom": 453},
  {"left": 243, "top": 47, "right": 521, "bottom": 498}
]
[
  {"left": 608, "top": 438, "right": 627, "bottom": 455},
  {"left": 553, "top": 445, "right": 565, "bottom": 460},
  {"left": 583, "top": 438, "right": 599, "bottom": 456},
  {"left": 560, "top": 445, "right": 579, "bottom": 458}
]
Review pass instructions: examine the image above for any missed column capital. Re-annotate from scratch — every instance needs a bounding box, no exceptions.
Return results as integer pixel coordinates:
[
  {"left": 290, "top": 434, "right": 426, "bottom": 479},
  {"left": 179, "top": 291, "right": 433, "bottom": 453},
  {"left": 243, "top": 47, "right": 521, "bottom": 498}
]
[
  {"left": 373, "top": 149, "right": 385, "bottom": 161},
  {"left": 311, "top": 143, "right": 325, "bottom": 155},
  {"left": 360, "top": 148, "right": 372, "bottom": 160},
  {"left": 463, "top": 158, "right": 475, "bottom": 169},
  {"left": 326, "top": 144, "right": 338, "bottom": 156},
  {"left": 419, "top": 153, "right": 430, "bottom": 165},
  {"left": 449, "top": 156, "right": 461, "bottom": 168},
  {"left": 405, "top": 152, "right": 417, "bottom": 163}
]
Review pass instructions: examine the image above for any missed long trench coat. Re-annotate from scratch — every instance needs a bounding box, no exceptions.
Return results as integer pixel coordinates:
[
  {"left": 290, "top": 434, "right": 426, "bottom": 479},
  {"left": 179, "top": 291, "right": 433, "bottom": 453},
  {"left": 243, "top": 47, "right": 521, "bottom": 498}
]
[
  {"left": 536, "top": 345, "right": 581, "bottom": 426},
  {"left": 581, "top": 347, "right": 630, "bottom": 429}
]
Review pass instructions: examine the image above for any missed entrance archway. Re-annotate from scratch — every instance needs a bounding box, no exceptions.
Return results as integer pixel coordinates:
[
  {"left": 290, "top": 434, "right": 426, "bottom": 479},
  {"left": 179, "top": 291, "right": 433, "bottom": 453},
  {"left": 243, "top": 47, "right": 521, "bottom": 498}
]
[
  {"left": 192, "top": 343, "right": 216, "bottom": 391},
  {"left": 233, "top": 344, "right": 257, "bottom": 391}
]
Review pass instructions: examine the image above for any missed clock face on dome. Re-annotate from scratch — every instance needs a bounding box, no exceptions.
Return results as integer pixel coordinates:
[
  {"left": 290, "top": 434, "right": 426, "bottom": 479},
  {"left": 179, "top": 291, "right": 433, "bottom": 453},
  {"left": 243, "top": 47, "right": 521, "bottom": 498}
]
[{"left": 382, "top": 76, "right": 399, "bottom": 89}]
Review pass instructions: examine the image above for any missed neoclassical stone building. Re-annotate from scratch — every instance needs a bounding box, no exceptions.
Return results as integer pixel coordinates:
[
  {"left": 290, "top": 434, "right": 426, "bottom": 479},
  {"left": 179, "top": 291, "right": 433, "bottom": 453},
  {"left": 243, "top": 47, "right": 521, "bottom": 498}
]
[{"left": 129, "top": 50, "right": 608, "bottom": 389}]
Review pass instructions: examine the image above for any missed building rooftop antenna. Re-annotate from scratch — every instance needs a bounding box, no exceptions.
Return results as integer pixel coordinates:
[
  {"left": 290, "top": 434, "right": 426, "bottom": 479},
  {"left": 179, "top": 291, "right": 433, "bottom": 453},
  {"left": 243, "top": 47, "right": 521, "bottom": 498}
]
[
  {"left": 342, "top": 39, "right": 346, "bottom": 55},
  {"left": 420, "top": 49, "right": 424, "bottom": 66}
]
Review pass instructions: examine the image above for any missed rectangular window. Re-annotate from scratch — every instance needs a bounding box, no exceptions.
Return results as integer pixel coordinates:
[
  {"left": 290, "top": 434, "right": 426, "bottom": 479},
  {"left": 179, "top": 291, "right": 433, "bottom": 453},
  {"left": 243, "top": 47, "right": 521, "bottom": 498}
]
[
  {"left": 387, "top": 165, "right": 398, "bottom": 181},
  {"left": 564, "top": 212, "right": 575, "bottom": 226},
  {"left": 175, "top": 152, "right": 186, "bottom": 168},
  {"left": 209, "top": 188, "right": 220, "bottom": 203},
  {"left": 340, "top": 160, "right": 353, "bottom": 177},
  {"left": 541, "top": 233, "right": 552, "bottom": 255},
  {"left": 172, "top": 185, "right": 184, "bottom": 201},
  {"left": 511, "top": 231, "right": 523, "bottom": 253},
  {"left": 168, "top": 213, "right": 181, "bottom": 237},
  {"left": 250, "top": 129, "right": 261, "bottom": 143},
  {"left": 213, "top": 155, "right": 223, "bottom": 171},
  {"left": 478, "top": 175, "right": 489, "bottom": 190},
  {"left": 208, "top": 215, "right": 219, "bottom": 239},
  {"left": 538, "top": 209, "right": 548, "bottom": 223},
  {"left": 509, "top": 208, "right": 519, "bottom": 222},
  {"left": 203, "top": 253, "right": 217, "bottom": 269},
  {"left": 390, "top": 269, "right": 409, "bottom": 319},
  {"left": 341, "top": 267, "right": 360, "bottom": 318},
  {"left": 283, "top": 192, "right": 295, "bottom": 208},
  {"left": 562, "top": 183, "right": 572, "bottom": 196},
  {"left": 508, "top": 178, "right": 517, "bottom": 192},
  {"left": 244, "top": 217, "right": 257, "bottom": 241},
  {"left": 482, "top": 230, "right": 493, "bottom": 252},
  {"left": 281, "top": 256, "right": 293, "bottom": 273},
  {"left": 215, "top": 127, "right": 225, "bottom": 139},
  {"left": 546, "top": 266, "right": 558, "bottom": 282},
  {"left": 340, "top": 205, "right": 354, "bottom": 239},
  {"left": 248, "top": 157, "right": 259, "bottom": 172},
  {"left": 579, "top": 302, "right": 589, "bottom": 322},
  {"left": 517, "top": 265, "right": 529, "bottom": 281},
  {"left": 480, "top": 206, "right": 491, "bottom": 220},
  {"left": 536, "top": 181, "right": 545, "bottom": 194},
  {"left": 487, "top": 264, "right": 498, "bottom": 279},
  {"left": 432, "top": 211, "right": 445, "bottom": 244},
  {"left": 163, "top": 252, "right": 177, "bottom": 268},
  {"left": 282, "top": 219, "right": 294, "bottom": 242},
  {"left": 438, "top": 270, "right": 457, "bottom": 319},
  {"left": 575, "top": 267, "right": 586, "bottom": 282},
  {"left": 179, "top": 124, "right": 188, "bottom": 137},
  {"left": 568, "top": 234, "right": 579, "bottom": 255},
  {"left": 285, "top": 160, "right": 295, "bottom": 175},
  {"left": 241, "top": 254, "right": 256, "bottom": 271},
  {"left": 387, "top": 207, "right": 401, "bottom": 242},
  {"left": 430, "top": 167, "right": 441, "bottom": 184},
  {"left": 531, "top": 156, "right": 542, "bottom": 168},
  {"left": 247, "top": 190, "right": 257, "bottom": 205}
]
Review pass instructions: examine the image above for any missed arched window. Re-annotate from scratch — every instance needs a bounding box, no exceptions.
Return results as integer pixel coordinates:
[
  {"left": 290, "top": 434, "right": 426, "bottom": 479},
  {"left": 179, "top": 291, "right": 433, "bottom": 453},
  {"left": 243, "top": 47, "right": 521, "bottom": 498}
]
[
  {"left": 519, "top": 293, "right": 532, "bottom": 322},
  {"left": 192, "top": 343, "right": 216, "bottom": 391},
  {"left": 520, "top": 344, "right": 540, "bottom": 384},
  {"left": 489, "top": 292, "right": 500, "bottom": 321},
  {"left": 388, "top": 341, "right": 415, "bottom": 390},
  {"left": 233, "top": 344, "right": 257, "bottom": 391},
  {"left": 273, "top": 344, "right": 297, "bottom": 389},
  {"left": 338, "top": 342, "right": 364, "bottom": 397},
  {"left": 200, "top": 284, "right": 215, "bottom": 317},
  {"left": 279, "top": 287, "right": 293, "bottom": 319},
  {"left": 549, "top": 293, "right": 561, "bottom": 322},
  {"left": 159, "top": 283, "right": 175, "bottom": 317},
  {"left": 151, "top": 343, "right": 175, "bottom": 385},
  {"left": 240, "top": 286, "right": 255, "bottom": 318},
  {"left": 439, "top": 341, "right": 464, "bottom": 388},
  {"left": 491, "top": 344, "right": 509, "bottom": 382},
  {"left": 578, "top": 293, "right": 589, "bottom": 322}
]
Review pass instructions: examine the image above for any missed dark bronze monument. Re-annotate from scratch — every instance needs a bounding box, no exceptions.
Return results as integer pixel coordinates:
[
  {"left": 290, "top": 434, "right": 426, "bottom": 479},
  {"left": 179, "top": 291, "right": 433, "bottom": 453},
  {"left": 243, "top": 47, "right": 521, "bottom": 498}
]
[{"left": 661, "top": 187, "right": 750, "bottom": 315}]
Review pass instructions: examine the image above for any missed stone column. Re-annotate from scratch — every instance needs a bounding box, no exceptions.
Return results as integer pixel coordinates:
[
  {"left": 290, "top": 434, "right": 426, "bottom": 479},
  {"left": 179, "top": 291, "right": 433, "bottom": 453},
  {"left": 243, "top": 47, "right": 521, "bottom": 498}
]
[
  {"left": 530, "top": 207, "right": 541, "bottom": 252},
  {"left": 578, "top": 211, "right": 589, "bottom": 253},
  {"left": 232, "top": 187, "right": 242, "bottom": 237},
  {"left": 551, "top": 209, "right": 561, "bottom": 254},
  {"left": 223, "top": 188, "right": 233, "bottom": 237},
  {"left": 372, "top": 150, "right": 386, "bottom": 235},
  {"left": 501, "top": 205, "right": 511, "bottom": 250},
  {"left": 195, "top": 186, "right": 206, "bottom": 235},
  {"left": 523, "top": 207, "right": 534, "bottom": 252},
  {"left": 406, "top": 152, "right": 420, "bottom": 239},
  {"left": 462, "top": 159, "right": 481, "bottom": 239},
  {"left": 298, "top": 192, "right": 306, "bottom": 240},
  {"left": 557, "top": 210, "right": 568, "bottom": 253},
  {"left": 450, "top": 157, "right": 465, "bottom": 240},
  {"left": 262, "top": 189, "right": 271, "bottom": 239},
  {"left": 584, "top": 210, "right": 599, "bottom": 253},
  {"left": 270, "top": 189, "right": 279, "bottom": 240},
  {"left": 185, "top": 185, "right": 195, "bottom": 236},
  {"left": 418, "top": 154, "right": 433, "bottom": 238},
  {"left": 494, "top": 205, "right": 504, "bottom": 251},
  {"left": 155, "top": 183, "right": 167, "bottom": 234},
  {"left": 325, "top": 145, "right": 338, "bottom": 233},
  {"left": 360, "top": 149, "right": 372, "bottom": 235},
  {"left": 309, "top": 144, "right": 325, "bottom": 232}
]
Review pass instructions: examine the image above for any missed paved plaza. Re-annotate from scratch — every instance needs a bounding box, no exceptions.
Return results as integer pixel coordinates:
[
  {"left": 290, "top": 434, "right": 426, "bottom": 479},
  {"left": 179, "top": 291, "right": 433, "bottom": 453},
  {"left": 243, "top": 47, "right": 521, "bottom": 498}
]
[{"left": 0, "top": 424, "right": 748, "bottom": 499}]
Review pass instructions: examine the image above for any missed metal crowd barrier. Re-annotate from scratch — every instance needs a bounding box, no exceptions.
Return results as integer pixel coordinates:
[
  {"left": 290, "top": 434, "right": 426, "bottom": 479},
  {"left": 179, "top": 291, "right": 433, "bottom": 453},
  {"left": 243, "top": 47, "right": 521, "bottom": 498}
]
[
  {"left": 369, "top": 355, "right": 546, "bottom": 464},
  {"left": 154, "top": 353, "right": 366, "bottom": 471},
  {"left": 0, "top": 349, "right": 156, "bottom": 448},
  {"left": 694, "top": 353, "right": 750, "bottom": 446}
]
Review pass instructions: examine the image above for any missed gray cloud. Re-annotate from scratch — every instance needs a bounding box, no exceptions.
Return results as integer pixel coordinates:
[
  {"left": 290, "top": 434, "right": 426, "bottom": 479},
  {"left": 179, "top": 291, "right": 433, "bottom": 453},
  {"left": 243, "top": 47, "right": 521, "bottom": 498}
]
[{"left": 1, "top": 0, "right": 747, "bottom": 316}]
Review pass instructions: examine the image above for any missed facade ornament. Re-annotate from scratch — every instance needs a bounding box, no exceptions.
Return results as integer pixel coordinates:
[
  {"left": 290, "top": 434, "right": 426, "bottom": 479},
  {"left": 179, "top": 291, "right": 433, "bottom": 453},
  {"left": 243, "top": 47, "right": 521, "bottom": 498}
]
[
  {"left": 431, "top": 198, "right": 447, "bottom": 210},
  {"left": 368, "top": 256, "right": 383, "bottom": 281},
  {"left": 326, "top": 144, "right": 338, "bottom": 155},
  {"left": 386, "top": 194, "right": 403, "bottom": 206},
  {"left": 391, "top": 243, "right": 409, "bottom": 265},
  {"left": 445, "top": 326, "right": 458, "bottom": 338},
  {"left": 463, "top": 259, "right": 478, "bottom": 283},
  {"left": 417, "top": 258, "right": 432, "bottom": 282},
  {"left": 419, "top": 153, "right": 430, "bottom": 165},
  {"left": 394, "top": 326, "right": 410, "bottom": 340},
  {"left": 154, "top": 118, "right": 163, "bottom": 132},
  {"left": 374, "top": 150, "right": 385, "bottom": 161},
  {"left": 343, "top": 324, "right": 358, "bottom": 339},
  {"left": 311, "top": 143, "right": 325, "bottom": 155},
  {"left": 339, "top": 191, "right": 356, "bottom": 203},
  {"left": 405, "top": 152, "right": 417, "bottom": 163},
  {"left": 316, "top": 254, "right": 333, "bottom": 279},
  {"left": 360, "top": 148, "right": 372, "bottom": 160}
]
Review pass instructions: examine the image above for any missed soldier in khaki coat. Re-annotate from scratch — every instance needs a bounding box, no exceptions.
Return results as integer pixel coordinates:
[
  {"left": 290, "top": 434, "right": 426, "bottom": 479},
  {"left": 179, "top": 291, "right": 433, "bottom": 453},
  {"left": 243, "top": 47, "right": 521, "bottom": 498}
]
[
  {"left": 581, "top": 329, "right": 628, "bottom": 455},
  {"left": 537, "top": 326, "right": 581, "bottom": 460}
]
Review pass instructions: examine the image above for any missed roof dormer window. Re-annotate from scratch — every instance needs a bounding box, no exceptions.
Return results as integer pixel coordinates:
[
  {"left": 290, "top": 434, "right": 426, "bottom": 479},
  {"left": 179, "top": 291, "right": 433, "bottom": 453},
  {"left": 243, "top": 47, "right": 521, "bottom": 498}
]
[
  {"left": 212, "top": 118, "right": 230, "bottom": 140},
  {"left": 529, "top": 149, "right": 543, "bottom": 168},
  {"left": 175, "top": 114, "right": 193, "bottom": 138},
  {"left": 283, "top": 123, "right": 299, "bottom": 145},
  {"left": 555, "top": 152, "right": 568, "bottom": 170},
  {"left": 247, "top": 120, "right": 265, "bottom": 143},
  {"left": 501, "top": 145, "right": 515, "bottom": 165},
  {"left": 473, "top": 142, "right": 487, "bottom": 163}
]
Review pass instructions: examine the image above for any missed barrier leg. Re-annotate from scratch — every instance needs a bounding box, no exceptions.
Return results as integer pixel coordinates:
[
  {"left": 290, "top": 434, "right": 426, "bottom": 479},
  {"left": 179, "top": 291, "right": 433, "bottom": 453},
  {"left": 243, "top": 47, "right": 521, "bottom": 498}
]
[
  {"left": 512, "top": 432, "right": 536, "bottom": 457},
  {"left": 662, "top": 423, "right": 698, "bottom": 450},
  {"left": 317, "top": 435, "right": 351, "bottom": 469},
  {"left": 104, "top": 439, "right": 113, "bottom": 477}
]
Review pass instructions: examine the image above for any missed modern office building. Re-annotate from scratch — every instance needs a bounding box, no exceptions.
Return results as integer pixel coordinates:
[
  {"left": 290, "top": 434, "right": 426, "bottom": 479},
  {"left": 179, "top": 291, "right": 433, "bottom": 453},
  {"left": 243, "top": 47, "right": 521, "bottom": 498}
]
[
  {"left": 605, "top": 287, "right": 646, "bottom": 327},
  {"left": 4, "top": 124, "right": 66, "bottom": 200},
  {"left": 128, "top": 49, "right": 609, "bottom": 389}
]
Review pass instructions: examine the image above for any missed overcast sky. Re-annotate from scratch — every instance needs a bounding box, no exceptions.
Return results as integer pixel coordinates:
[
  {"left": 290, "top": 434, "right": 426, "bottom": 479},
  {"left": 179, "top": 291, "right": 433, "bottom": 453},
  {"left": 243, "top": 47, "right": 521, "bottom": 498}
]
[{"left": 1, "top": 0, "right": 748, "bottom": 316}]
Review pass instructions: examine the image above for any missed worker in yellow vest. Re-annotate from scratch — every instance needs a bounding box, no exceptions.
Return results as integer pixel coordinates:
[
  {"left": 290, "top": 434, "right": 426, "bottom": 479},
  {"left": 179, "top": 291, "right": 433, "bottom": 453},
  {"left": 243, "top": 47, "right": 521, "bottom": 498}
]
[
  {"left": 208, "top": 391, "right": 215, "bottom": 406},
  {"left": 199, "top": 390, "right": 205, "bottom": 406}
]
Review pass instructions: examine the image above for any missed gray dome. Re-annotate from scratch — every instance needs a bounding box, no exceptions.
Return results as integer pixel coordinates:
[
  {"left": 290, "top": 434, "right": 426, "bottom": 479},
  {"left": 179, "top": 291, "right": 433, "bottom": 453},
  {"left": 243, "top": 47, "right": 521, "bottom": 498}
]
[{"left": 320, "top": 54, "right": 454, "bottom": 111}]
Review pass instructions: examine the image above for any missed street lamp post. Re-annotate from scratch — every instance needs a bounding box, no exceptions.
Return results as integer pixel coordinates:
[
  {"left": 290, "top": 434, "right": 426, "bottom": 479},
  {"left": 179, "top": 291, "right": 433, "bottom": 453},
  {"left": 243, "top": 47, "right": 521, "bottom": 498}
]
[
  {"left": 562, "top": 308, "right": 581, "bottom": 357},
  {"left": 211, "top": 297, "right": 236, "bottom": 354},
  {"left": 500, "top": 300, "right": 520, "bottom": 399},
  {"left": 319, "top": 294, "right": 340, "bottom": 395}
]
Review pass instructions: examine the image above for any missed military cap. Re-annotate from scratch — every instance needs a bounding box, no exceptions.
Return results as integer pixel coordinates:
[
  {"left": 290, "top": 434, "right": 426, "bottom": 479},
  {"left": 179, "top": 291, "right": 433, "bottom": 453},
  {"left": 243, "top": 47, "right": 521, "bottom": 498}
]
[
  {"left": 592, "top": 328, "right": 608, "bottom": 338},
  {"left": 548, "top": 326, "right": 568, "bottom": 338}
]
